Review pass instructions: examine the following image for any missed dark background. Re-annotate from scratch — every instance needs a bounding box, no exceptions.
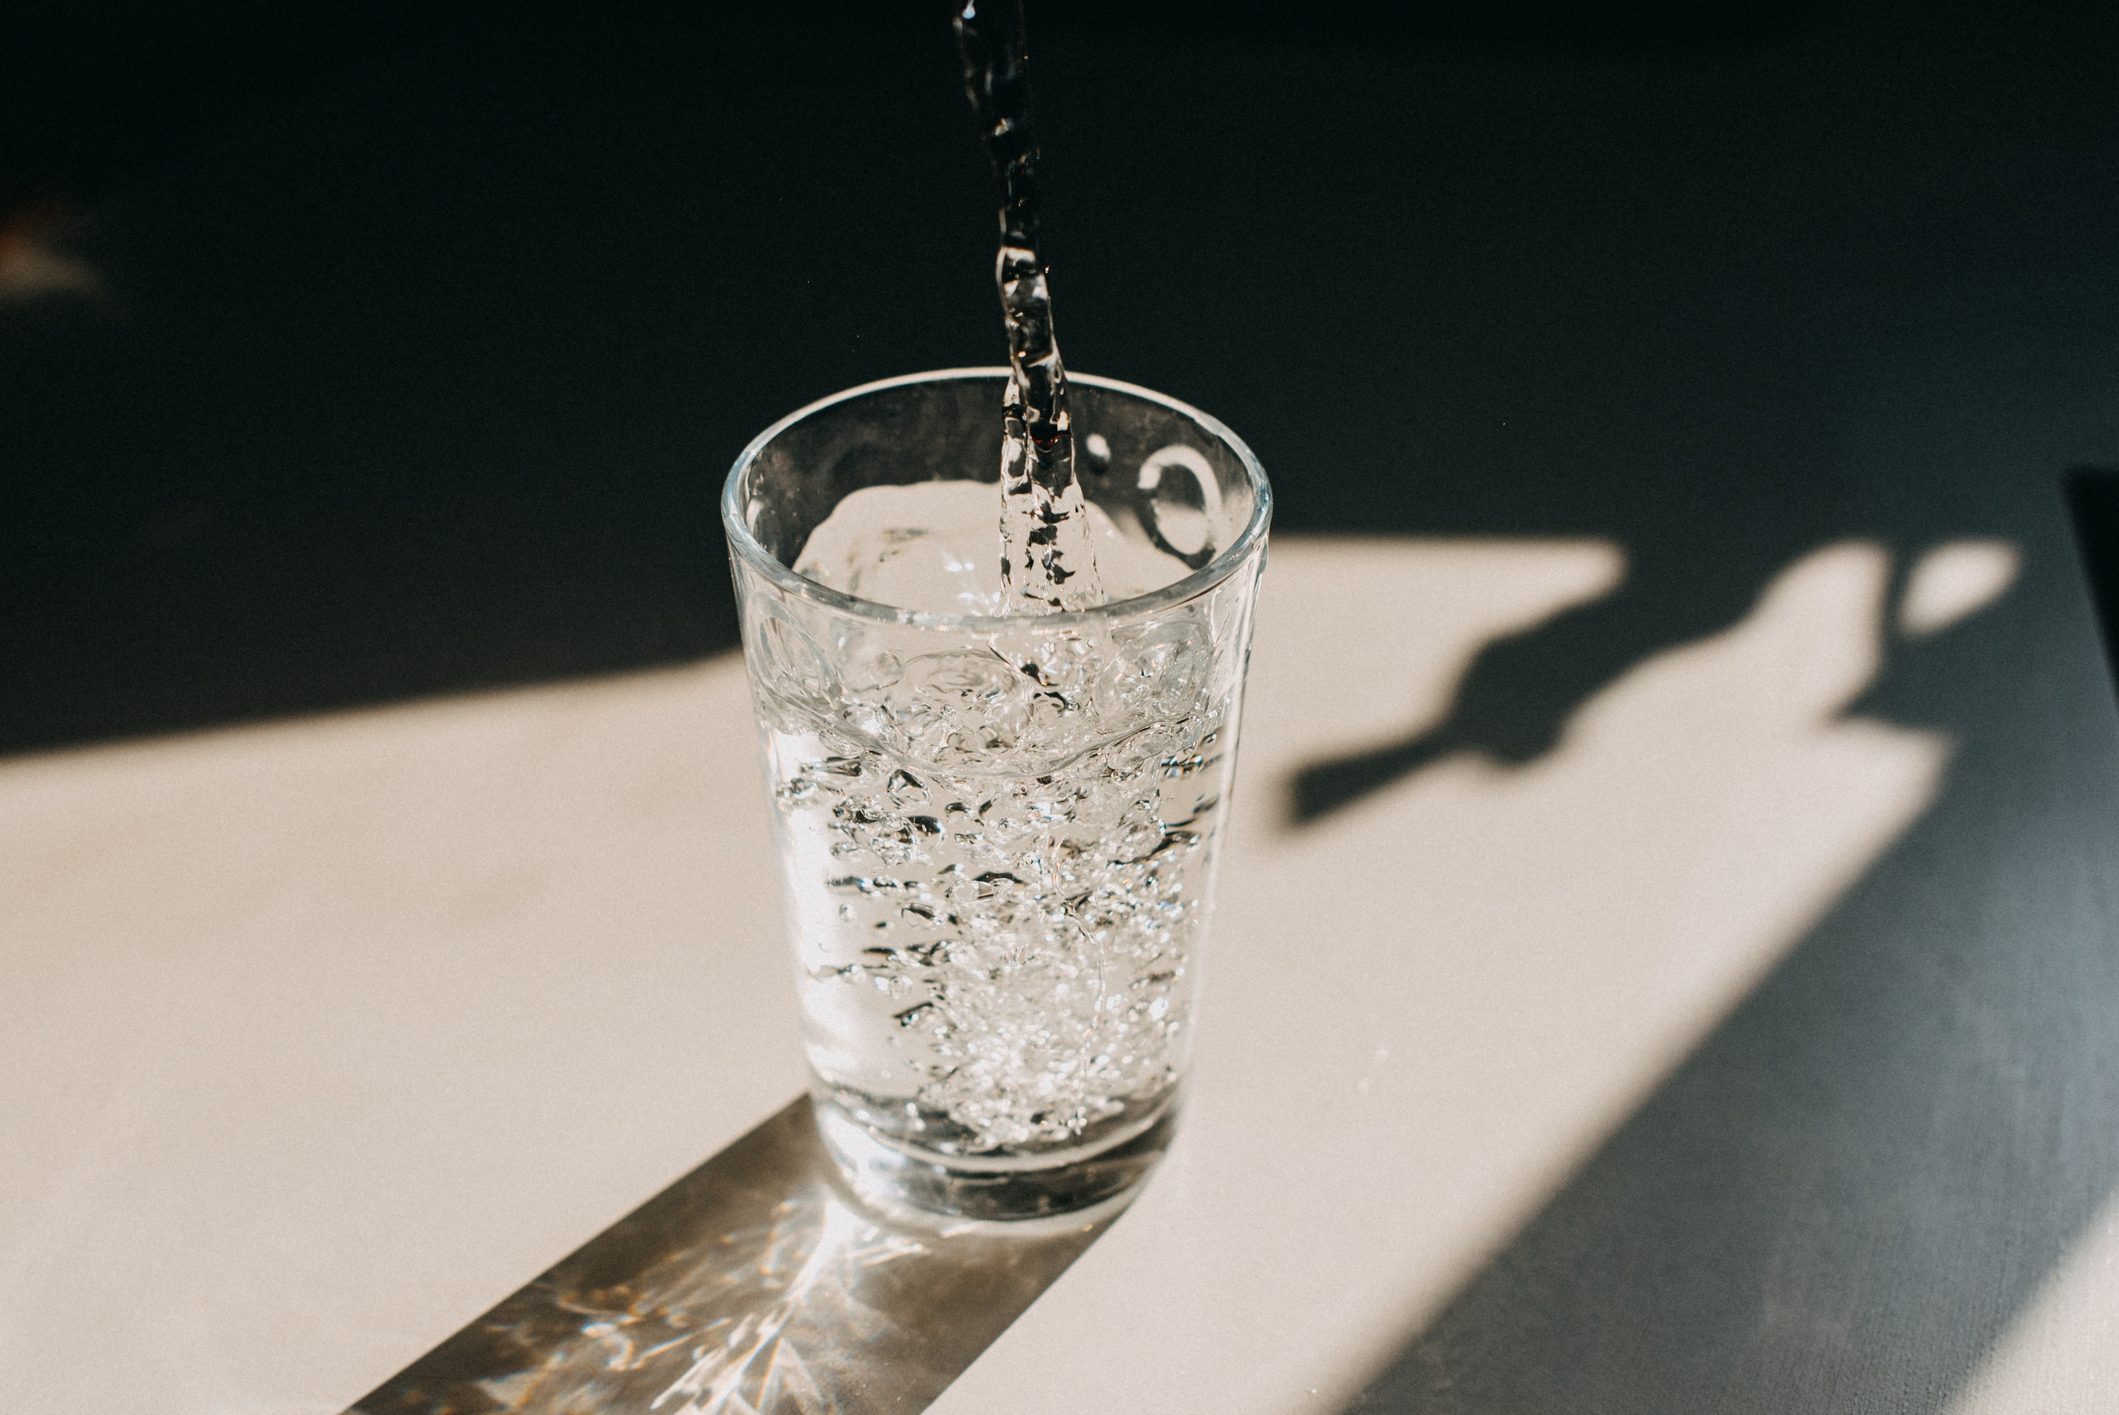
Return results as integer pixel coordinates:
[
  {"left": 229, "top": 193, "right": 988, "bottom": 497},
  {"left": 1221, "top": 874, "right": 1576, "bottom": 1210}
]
[
  {"left": 8, "top": 0, "right": 2111, "bottom": 759},
  {"left": 7, "top": 3, "right": 2119, "bottom": 1411}
]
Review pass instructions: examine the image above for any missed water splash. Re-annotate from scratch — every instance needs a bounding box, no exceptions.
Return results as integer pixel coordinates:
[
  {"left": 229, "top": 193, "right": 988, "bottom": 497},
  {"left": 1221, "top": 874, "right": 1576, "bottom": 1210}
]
[{"left": 953, "top": 0, "right": 1102, "bottom": 613}]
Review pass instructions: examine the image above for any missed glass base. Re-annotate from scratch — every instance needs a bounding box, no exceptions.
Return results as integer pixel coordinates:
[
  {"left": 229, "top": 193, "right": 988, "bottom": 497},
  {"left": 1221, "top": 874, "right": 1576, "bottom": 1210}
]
[{"left": 813, "top": 1094, "right": 1179, "bottom": 1224}]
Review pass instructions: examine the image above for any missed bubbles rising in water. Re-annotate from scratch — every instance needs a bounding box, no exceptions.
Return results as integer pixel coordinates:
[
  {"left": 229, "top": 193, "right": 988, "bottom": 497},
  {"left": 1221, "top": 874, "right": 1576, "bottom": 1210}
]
[{"left": 766, "top": 483, "right": 1232, "bottom": 1157}]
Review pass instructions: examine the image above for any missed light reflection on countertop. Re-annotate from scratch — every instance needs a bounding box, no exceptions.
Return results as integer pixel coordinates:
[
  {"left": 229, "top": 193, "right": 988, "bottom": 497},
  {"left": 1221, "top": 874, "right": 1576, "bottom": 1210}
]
[{"left": 351, "top": 1097, "right": 1111, "bottom": 1415}]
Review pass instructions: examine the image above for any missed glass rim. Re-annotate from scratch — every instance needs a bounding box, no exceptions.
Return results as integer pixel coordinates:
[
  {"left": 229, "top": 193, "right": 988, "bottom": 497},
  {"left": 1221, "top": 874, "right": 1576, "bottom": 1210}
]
[{"left": 721, "top": 367, "right": 1273, "bottom": 632}]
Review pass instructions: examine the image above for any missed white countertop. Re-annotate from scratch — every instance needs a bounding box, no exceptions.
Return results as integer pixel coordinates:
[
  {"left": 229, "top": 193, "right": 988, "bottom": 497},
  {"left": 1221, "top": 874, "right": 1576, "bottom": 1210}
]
[{"left": 7, "top": 533, "right": 2115, "bottom": 1413}]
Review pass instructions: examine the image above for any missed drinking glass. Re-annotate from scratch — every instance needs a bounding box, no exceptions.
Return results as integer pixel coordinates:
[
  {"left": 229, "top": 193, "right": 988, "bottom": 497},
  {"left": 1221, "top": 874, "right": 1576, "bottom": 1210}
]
[{"left": 722, "top": 369, "right": 1270, "bottom": 1220}]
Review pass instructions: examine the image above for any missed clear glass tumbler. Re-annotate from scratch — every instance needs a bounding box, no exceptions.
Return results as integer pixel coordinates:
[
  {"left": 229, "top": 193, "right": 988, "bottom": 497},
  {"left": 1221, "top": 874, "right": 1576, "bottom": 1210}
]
[{"left": 722, "top": 369, "right": 1270, "bottom": 1221}]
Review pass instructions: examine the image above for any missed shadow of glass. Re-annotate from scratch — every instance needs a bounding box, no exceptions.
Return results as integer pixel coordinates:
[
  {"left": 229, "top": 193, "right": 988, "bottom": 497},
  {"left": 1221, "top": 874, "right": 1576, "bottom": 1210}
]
[
  {"left": 348, "top": 1097, "right": 1115, "bottom": 1415},
  {"left": 1287, "top": 532, "right": 1911, "bottom": 824},
  {"left": 1315, "top": 495, "right": 2117, "bottom": 1413}
]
